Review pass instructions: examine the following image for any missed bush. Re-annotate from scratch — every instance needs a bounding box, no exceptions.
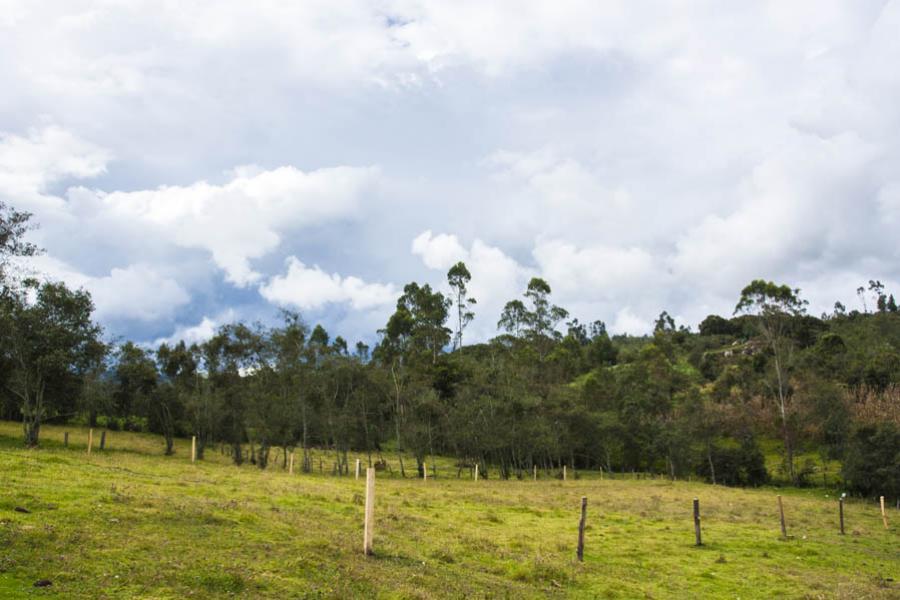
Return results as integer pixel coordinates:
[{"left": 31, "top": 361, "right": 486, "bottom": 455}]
[{"left": 841, "top": 423, "right": 900, "bottom": 502}]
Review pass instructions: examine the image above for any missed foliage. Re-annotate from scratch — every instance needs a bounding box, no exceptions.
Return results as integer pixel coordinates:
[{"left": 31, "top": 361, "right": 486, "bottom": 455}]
[{"left": 841, "top": 423, "right": 900, "bottom": 502}]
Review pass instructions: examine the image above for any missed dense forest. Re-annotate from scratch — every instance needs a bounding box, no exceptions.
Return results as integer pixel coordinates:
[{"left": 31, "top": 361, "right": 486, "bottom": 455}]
[{"left": 2, "top": 200, "right": 899, "bottom": 501}]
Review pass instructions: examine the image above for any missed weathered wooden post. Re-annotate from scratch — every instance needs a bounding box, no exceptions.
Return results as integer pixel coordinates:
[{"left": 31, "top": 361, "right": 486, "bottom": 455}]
[
  {"left": 364, "top": 468, "right": 375, "bottom": 556},
  {"left": 533, "top": 465, "right": 537, "bottom": 481},
  {"left": 64, "top": 432, "right": 69, "bottom": 448},
  {"left": 289, "top": 452, "right": 294, "bottom": 475},
  {"left": 839, "top": 497, "right": 845, "bottom": 535},
  {"left": 423, "top": 460, "right": 428, "bottom": 481},
  {"left": 881, "top": 496, "right": 889, "bottom": 529},
  {"left": 191, "top": 436, "right": 196, "bottom": 463},
  {"left": 99, "top": 430, "right": 106, "bottom": 450},
  {"left": 474, "top": 463, "right": 479, "bottom": 482},
  {"left": 599, "top": 467, "right": 603, "bottom": 481},
  {"left": 563, "top": 465, "right": 567, "bottom": 482},
  {"left": 577, "top": 496, "right": 588, "bottom": 562},
  {"left": 355, "top": 459, "right": 361, "bottom": 480},
  {"left": 693, "top": 498, "right": 702, "bottom": 546},
  {"left": 87, "top": 429, "right": 93, "bottom": 455}
]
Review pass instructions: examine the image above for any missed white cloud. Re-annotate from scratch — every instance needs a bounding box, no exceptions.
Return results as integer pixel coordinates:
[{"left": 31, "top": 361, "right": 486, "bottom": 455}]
[
  {"left": 155, "top": 313, "right": 233, "bottom": 347},
  {"left": 260, "top": 257, "right": 397, "bottom": 311},
  {"left": 0, "top": 125, "right": 109, "bottom": 199},
  {"left": 532, "top": 240, "right": 657, "bottom": 300},
  {"left": 411, "top": 230, "right": 467, "bottom": 270},
  {"left": 611, "top": 306, "right": 651, "bottom": 336},
  {"left": 29, "top": 256, "right": 189, "bottom": 322},
  {"left": 62, "top": 164, "right": 380, "bottom": 286}
]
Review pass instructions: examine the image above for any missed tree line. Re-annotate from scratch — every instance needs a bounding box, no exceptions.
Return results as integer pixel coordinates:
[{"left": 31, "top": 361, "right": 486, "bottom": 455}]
[{"left": 1, "top": 200, "right": 898, "bottom": 500}]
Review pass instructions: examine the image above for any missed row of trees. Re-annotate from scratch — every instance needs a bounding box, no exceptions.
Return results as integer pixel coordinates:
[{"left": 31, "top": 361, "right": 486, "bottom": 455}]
[{"left": 1, "top": 200, "right": 898, "bottom": 498}]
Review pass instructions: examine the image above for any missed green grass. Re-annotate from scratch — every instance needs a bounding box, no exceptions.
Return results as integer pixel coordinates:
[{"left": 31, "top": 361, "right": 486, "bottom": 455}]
[{"left": 0, "top": 422, "right": 897, "bottom": 599}]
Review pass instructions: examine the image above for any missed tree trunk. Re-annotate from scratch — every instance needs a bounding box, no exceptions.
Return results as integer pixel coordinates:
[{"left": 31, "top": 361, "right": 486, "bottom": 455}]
[
  {"left": 706, "top": 442, "right": 716, "bottom": 485},
  {"left": 772, "top": 350, "right": 795, "bottom": 483}
]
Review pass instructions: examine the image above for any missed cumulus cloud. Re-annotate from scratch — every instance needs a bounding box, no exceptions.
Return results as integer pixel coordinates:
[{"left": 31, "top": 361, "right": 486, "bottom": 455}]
[
  {"left": 29, "top": 256, "right": 189, "bottom": 322},
  {"left": 260, "top": 257, "right": 397, "bottom": 311},
  {"left": 154, "top": 313, "right": 236, "bottom": 347},
  {"left": 0, "top": 125, "right": 109, "bottom": 201},
  {"left": 62, "top": 164, "right": 380, "bottom": 286},
  {"left": 411, "top": 230, "right": 467, "bottom": 270}
]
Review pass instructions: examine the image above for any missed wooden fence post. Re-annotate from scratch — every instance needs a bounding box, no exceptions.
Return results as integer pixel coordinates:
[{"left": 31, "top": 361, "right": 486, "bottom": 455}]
[
  {"left": 64, "top": 432, "right": 69, "bottom": 448},
  {"left": 364, "top": 468, "right": 375, "bottom": 556},
  {"left": 289, "top": 452, "right": 294, "bottom": 475},
  {"left": 87, "top": 429, "right": 93, "bottom": 455},
  {"left": 777, "top": 495, "right": 787, "bottom": 538},
  {"left": 533, "top": 465, "right": 537, "bottom": 481},
  {"left": 355, "top": 459, "right": 361, "bottom": 480},
  {"left": 599, "top": 467, "right": 603, "bottom": 481},
  {"left": 191, "top": 436, "right": 196, "bottom": 463},
  {"left": 693, "top": 498, "right": 702, "bottom": 546},
  {"left": 423, "top": 460, "right": 428, "bottom": 481},
  {"left": 577, "top": 497, "right": 588, "bottom": 562},
  {"left": 474, "top": 463, "right": 479, "bottom": 482},
  {"left": 839, "top": 497, "right": 845, "bottom": 535},
  {"left": 99, "top": 430, "right": 106, "bottom": 450},
  {"left": 563, "top": 465, "right": 567, "bottom": 482},
  {"left": 881, "top": 496, "right": 889, "bottom": 529}
]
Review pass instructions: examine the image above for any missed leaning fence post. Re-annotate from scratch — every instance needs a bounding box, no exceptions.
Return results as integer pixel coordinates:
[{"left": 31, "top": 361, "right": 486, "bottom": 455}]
[
  {"left": 577, "top": 496, "right": 588, "bottom": 562},
  {"left": 693, "top": 498, "right": 702, "bottom": 546},
  {"left": 777, "top": 495, "right": 787, "bottom": 538},
  {"left": 289, "top": 452, "right": 294, "bottom": 475},
  {"left": 839, "top": 497, "right": 845, "bottom": 535},
  {"left": 191, "top": 436, "right": 196, "bottom": 463},
  {"left": 881, "top": 496, "right": 889, "bottom": 529},
  {"left": 364, "top": 468, "right": 375, "bottom": 556},
  {"left": 87, "top": 429, "right": 93, "bottom": 455},
  {"left": 99, "top": 430, "right": 106, "bottom": 450}
]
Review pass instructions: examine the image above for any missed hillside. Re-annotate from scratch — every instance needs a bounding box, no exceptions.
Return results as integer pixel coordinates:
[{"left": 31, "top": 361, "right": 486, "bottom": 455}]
[{"left": 1, "top": 423, "right": 897, "bottom": 599}]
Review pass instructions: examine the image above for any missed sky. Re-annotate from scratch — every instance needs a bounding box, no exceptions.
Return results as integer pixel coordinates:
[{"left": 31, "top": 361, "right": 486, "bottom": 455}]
[{"left": 2, "top": 0, "right": 900, "bottom": 347}]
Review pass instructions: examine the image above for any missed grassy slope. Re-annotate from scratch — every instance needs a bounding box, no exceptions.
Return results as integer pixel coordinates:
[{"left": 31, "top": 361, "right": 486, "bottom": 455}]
[{"left": 0, "top": 422, "right": 897, "bottom": 599}]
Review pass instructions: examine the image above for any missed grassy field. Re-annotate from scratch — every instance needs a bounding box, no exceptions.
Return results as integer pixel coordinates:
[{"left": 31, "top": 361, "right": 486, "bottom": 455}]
[{"left": 0, "top": 422, "right": 897, "bottom": 599}]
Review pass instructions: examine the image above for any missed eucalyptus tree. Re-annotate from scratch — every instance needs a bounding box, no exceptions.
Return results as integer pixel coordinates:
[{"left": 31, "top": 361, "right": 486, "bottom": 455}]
[
  {"left": 375, "top": 281, "right": 452, "bottom": 476},
  {"left": 734, "top": 279, "right": 808, "bottom": 482},
  {"left": 498, "top": 299, "right": 528, "bottom": 338},
  {"left": 447, "top": 261, "right": 476, "bottom": 350}
]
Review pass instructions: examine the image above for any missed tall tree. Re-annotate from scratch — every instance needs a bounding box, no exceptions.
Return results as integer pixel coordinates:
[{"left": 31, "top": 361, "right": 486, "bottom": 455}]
[
  {"left": 447, "top": 261, "right": 476, "bottom": 350},
  {"left": 734, "top": 280, "right": 808, "bottom": 482}
]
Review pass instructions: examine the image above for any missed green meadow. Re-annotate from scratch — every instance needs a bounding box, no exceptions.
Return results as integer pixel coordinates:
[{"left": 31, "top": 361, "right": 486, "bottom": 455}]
[{"left": 1, "top": 422, "right": 897, "bottom": 599}]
